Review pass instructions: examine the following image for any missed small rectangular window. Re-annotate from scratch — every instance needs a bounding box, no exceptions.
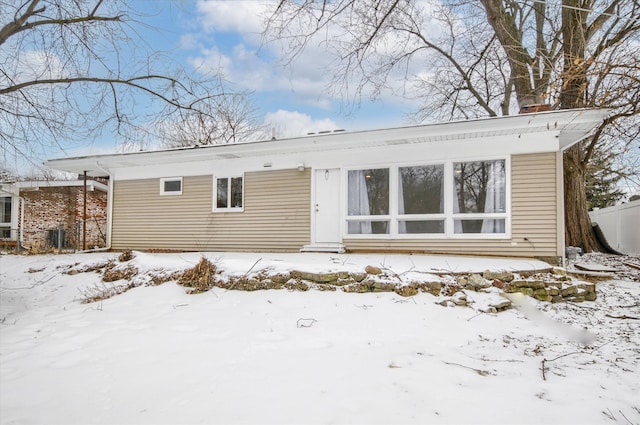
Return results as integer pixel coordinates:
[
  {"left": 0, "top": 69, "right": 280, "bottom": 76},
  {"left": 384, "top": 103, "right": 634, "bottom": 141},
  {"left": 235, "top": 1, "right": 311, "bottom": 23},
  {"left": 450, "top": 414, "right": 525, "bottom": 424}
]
[
  {"left": 0, "top": 196, "right": 11, "bottom": 224},
  {"left": 398, "top": 220, "right": 445, "bottom": 234},
  {"left": 0, "top": 196, "right": 12, "bottom": 239},
  {"left": 214, "top": 176, "right": 243, "bottom": 211},
  {"left": 160, "top": 178, "right": 182, "bottom": 195}
]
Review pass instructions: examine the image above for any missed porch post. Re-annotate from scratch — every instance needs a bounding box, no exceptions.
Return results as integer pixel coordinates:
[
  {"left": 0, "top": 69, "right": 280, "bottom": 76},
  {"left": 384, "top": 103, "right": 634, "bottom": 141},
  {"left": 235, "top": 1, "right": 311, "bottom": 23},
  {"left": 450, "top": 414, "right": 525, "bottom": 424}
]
[{"left": 83, "top": 171, "right": 87, "bottom": 250}]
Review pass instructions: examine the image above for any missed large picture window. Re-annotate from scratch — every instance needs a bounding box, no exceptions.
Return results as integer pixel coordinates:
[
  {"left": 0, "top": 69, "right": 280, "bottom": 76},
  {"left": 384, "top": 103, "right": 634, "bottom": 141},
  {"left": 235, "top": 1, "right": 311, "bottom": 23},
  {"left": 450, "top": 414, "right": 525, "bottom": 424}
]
[
  {"left": 345, "top": 159, "right": 508, "bottom": 237},
  {"left": 215, "top": 176, "right": 243, "bottom": 211}
]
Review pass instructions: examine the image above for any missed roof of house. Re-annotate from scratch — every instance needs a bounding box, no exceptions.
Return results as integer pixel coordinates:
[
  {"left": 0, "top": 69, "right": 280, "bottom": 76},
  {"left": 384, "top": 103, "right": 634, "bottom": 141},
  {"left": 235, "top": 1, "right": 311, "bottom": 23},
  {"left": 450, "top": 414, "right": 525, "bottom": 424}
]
[{"left": 46, "top": 108, "right": 609, "bottom": 177}]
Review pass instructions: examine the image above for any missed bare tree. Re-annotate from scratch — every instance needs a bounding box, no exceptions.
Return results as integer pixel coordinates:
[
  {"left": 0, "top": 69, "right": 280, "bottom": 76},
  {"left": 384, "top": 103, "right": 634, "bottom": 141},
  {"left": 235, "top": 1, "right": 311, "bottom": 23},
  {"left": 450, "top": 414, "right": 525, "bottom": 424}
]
[
  {"left": 156, "top": 84, "right": 267, "bottom": 148},
  {"left": 264, "top": 0, "right": 640, "bottom": 251},
  {"left": 0, "top": 0, "right": 261, "bottom": 174},
  {"left": 480, "top": 0, "right": 640, "bottom": 250}
]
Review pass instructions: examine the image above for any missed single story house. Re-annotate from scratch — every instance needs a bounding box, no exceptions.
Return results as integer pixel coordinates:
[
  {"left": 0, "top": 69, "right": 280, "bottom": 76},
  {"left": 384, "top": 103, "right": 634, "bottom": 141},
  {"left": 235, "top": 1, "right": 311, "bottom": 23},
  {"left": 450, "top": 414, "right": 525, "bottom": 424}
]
[
  {"left": 0, "top": 179, "right": 108, "bottom": 250},
  {"left": 45, "top": 108, "right": 608, "bottom": 261}
]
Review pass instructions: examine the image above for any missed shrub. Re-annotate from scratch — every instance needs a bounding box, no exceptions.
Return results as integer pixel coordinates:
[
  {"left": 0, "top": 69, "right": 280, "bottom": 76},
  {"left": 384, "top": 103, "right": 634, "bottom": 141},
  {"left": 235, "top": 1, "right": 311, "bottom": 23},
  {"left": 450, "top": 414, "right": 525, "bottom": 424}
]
[{"left": 177, "top": 257, "right": 219, "bottom": 292}]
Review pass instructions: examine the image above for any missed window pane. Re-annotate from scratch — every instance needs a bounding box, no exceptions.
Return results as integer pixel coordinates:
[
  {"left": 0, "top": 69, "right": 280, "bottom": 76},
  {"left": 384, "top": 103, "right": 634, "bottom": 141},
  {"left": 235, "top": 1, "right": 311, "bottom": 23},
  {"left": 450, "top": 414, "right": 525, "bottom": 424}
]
[
  {"left": 164, "top": 180, "right": 181, "bottom": 193},
  {"left": 217, "top": 178, "right": 228, "bottom": 208},
  {"left": 230, "top": 177, "right": 243, "bottom": 208},
  {"left": 398, "top": 220, "right": 444, "bottom": 234},
  {"left": 1, "top": 197, "right": 11, "bottom": 224},
  {"left": 347, "top": 220, "right": 389, "bottom": 234},
  {"left": 348, "top": 169, "right": 389, "bottom": 216},
  {"left": 399, "top": 165, "right": 443, "bottom": 214},
  {"left": 454, "top": 160, "right": 505, "bottom": 214},
  {"left": 454, "top": 219, "right": 505, "bottom": 234}
]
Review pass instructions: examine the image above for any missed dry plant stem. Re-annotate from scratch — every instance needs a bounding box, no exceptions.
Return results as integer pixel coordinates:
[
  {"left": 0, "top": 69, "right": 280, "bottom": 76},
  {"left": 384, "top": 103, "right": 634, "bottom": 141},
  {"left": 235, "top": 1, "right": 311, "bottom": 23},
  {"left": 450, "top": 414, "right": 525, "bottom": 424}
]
[
  {"left": 227, "top": 257, "right": 262, "bottom": 291},
  {"left": 605, "top": 314, "right": 639, "bottom": 320},
  {"left": 442, "top": 361, "right": 491, "bottom": 376},
  {"left": 540, "top": 339, "right": 614, "bottom": 380}
]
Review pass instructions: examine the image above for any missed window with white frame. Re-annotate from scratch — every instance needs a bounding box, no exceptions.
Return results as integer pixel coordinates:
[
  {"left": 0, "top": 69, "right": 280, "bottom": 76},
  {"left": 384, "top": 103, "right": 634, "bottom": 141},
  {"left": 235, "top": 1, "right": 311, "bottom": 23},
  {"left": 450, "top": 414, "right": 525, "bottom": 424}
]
[
  {"left": 398, "top": 164, "right": 445, "bottom": 234},
  {"left": 453, "top": 160, "right": 506, "bottom": 234},
  {"left": 347, "top": 168, "right": 389, "bottom": 234},
  {"left": 345, "top": 159, "right": 508, "bottom": 237},
  {"left": 160, "top": 177, "right": 182, "bottom": 195},
  {"left": 214, "top": 176, "right": 243, "bottom": 211},
  {"left": 0, "top": 196, "right": 12, "bottom": 239}
]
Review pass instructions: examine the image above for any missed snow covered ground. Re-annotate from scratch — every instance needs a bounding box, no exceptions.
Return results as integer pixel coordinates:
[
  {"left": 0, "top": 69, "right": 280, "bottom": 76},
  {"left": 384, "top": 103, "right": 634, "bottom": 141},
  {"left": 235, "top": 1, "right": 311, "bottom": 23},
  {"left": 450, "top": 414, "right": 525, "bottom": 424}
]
[{"left": 1, "top": 251, "right": 639, "bottom": 425}]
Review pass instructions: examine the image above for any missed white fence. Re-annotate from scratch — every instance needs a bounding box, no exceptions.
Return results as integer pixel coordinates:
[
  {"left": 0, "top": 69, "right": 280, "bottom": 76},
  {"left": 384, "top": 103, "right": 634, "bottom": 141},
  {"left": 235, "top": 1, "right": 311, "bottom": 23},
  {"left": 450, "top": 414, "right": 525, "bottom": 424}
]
[{"left": 589, "top": 200, "right": 640, "bottom": 255}]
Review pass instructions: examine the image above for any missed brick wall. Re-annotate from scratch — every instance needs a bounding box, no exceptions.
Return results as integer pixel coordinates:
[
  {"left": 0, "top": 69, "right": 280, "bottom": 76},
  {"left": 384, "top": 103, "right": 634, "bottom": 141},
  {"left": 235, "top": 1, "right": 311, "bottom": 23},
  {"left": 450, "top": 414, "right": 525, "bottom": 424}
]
[{"left": 21, "top": 186, "right": 107, "bottom": 250}]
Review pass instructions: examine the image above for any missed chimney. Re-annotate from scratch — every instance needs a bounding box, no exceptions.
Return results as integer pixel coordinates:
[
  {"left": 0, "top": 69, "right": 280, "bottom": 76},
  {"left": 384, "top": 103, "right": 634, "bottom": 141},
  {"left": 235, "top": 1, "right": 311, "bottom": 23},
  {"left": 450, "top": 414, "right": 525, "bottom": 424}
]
[{"left": 519, "top": 104, "right": 552, "bottom": 114}]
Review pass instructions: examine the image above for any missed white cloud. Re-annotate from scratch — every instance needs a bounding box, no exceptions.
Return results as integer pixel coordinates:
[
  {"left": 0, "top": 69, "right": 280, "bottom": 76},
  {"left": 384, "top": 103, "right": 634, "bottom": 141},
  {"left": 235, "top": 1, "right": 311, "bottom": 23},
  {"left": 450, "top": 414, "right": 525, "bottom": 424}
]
[
  {"left": 196, "top": 0, "right": 268, "bottom": 35},
  {"left": 188, "top": 46, "right": 232, "bottom": 75},
  {"left": 179, "top": 34, "right": 199, "bottom": 50},
  {"left": 186, "top": 1, "right": 340, "bottom": 109},
  {"left": 187, "top": 1, "right": 446, "bottom": 115},
  {"left": 188, "top": 40, "right": 335, "bottom": 109},
  {"left": 263, "top": 110, "right": 340, "bottom": 138}
]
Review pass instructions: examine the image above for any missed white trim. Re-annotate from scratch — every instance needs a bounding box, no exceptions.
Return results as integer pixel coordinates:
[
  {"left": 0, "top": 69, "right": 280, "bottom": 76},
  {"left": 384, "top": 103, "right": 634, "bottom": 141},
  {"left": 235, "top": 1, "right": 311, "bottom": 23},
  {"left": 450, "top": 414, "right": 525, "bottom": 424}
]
[
  {"left": 212, "top": 175, "right": 244, "bottom": 212},
  {"left": 160, "top": 177, "right": 183, "bottom": 196},
  {"left": 12, "top": 180, "right": 108, "bottom": 192}
]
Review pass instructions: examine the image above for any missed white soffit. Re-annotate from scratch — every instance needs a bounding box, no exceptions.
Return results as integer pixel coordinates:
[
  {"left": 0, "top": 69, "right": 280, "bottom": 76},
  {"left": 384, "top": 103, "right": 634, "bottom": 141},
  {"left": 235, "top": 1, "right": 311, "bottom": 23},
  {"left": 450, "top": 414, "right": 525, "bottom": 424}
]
[{"left": 45, "top": 108, "right": 608, "bottom": 176}]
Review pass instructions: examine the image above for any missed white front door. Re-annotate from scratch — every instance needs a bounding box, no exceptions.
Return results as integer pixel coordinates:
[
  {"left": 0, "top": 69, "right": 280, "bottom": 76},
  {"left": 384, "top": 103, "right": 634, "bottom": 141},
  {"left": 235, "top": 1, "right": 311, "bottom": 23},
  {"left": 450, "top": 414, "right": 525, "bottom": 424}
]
[{"left": 313, "top": 168, "right": 341, "bottom": 244}]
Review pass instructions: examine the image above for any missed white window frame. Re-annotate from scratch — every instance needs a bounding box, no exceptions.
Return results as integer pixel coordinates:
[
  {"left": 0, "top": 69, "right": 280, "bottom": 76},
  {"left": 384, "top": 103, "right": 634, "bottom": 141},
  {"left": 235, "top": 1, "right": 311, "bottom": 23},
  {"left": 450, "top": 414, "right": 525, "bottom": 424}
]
[
  {"left": 160, "top": 177, "right": 183, "bottom": 196},
  {"left": 213, "top": 175, "right": 244, "bottom": 212},
  {"left": 0, "top": 195, "right": 14, "bottom": 240},
  {"left": 344, "top": 157, "right": 510, "bottom": 239}
]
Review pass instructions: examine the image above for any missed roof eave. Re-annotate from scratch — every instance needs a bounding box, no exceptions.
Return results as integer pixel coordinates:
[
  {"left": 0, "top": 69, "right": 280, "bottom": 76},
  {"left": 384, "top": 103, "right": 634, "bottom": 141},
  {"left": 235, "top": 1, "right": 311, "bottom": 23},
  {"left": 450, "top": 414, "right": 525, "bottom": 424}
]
[{"left": 45, "top": 108, "right": 609, "bottom": 176}]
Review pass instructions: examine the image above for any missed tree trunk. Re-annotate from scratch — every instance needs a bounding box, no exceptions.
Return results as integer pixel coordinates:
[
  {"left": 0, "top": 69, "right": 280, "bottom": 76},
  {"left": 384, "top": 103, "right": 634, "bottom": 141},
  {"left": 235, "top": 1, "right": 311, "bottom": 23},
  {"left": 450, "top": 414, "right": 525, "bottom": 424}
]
[
  {"left": 563, "top": 143, "right": 602, "bottom": 252},
  {"left": 560, "top": 0, "right": 602, "bottom": 252}
]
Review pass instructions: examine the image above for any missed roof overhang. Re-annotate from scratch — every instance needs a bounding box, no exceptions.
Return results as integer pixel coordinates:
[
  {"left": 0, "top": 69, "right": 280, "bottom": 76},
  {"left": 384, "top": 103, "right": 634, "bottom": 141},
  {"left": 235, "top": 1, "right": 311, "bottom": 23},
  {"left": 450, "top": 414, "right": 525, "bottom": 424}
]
[
  {"left": 46, "top": 108, "right": 609, "bottom": 177},
  {"left": 1, "top": 180, "right": 108, "bottom": 193}
]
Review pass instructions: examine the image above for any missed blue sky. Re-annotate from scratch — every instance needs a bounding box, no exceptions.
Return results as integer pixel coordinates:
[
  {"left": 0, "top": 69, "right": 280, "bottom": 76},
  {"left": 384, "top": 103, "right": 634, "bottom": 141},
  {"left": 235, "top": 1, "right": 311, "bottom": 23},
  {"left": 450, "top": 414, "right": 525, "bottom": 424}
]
[{"left": 117, "top": 0, "right": 417, "bottom": 144}]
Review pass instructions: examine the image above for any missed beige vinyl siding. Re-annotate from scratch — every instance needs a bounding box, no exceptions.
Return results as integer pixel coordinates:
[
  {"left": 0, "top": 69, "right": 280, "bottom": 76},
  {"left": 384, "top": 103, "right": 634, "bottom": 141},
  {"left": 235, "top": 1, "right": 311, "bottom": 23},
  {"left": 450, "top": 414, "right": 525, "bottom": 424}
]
[
  {"left": 111, "top": 169, "right": 311, "bottom": 251},
  {"left": 344, "top": 152, "right": 560, "bottom": 258}
]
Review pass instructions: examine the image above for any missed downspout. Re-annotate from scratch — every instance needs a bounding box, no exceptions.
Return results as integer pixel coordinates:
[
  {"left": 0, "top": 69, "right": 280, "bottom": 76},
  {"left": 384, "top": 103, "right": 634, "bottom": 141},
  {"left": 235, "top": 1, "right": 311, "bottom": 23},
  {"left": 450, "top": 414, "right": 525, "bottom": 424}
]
[
  {"left": 76, "top": 161, "right": 112, "bottom": 253},
  {"left": 556, "top": 150, "right": 566, "bottom": 268},
  {"left": 19, "top": 195, "right": 25, "bottom": 252},
  {"left": 83, "top": 170, "right": 87, "bottom": 250}
]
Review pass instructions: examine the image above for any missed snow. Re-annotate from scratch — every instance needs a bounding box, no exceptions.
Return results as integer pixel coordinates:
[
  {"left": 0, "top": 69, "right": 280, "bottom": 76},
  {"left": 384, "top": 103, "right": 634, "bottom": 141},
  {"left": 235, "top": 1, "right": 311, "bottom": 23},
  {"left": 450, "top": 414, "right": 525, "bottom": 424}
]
[{"left": 1, "top": 251, "right": 639, "bottom": 425}]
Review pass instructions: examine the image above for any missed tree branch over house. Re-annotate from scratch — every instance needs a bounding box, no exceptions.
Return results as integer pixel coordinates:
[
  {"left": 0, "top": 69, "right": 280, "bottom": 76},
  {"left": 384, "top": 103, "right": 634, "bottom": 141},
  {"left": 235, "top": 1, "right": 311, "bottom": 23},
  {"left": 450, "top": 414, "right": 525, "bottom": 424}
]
[{"left": 0, "top": 0, "right": 263, "bottom": 173}]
